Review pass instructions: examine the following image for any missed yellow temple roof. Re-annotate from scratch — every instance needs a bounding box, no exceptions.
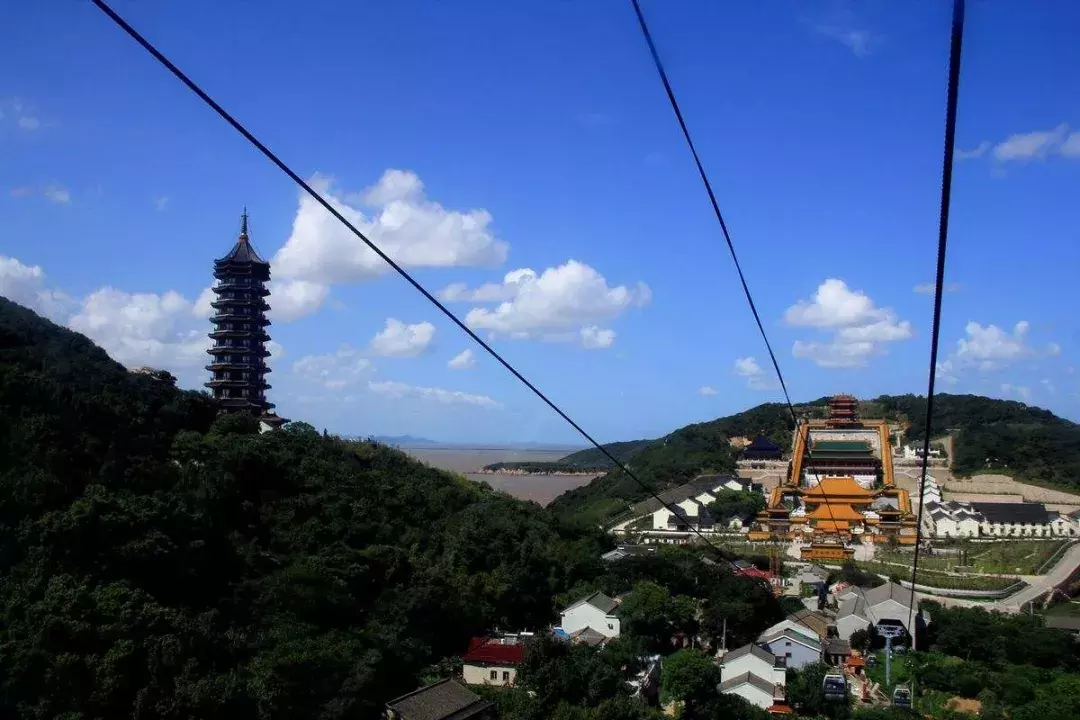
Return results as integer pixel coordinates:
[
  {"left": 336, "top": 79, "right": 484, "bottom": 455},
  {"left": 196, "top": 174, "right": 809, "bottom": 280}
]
[
  {"left": 807, "top": 503, "right": 866, "bottom": 522},
  {"left": 802, "top": 477, "right": 875, "bottom": 499}
]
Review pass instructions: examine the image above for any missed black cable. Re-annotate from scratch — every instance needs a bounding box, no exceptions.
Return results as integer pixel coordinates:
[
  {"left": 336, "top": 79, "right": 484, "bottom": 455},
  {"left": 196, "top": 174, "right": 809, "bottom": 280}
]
[
  {"left": 89, "top": 0, "right": 756, "bottom": 575},
  {"left": 629, "top": 0, "right": 843, "bottom": 534},
  {"left": 908, "top": 0, "right": 966, "bottom": 637}
]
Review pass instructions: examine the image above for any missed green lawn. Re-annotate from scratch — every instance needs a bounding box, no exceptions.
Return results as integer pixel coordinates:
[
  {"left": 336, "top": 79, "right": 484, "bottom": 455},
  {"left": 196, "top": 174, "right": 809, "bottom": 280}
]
[
  {"left": 853, "top": 561, "right": 1022, "bottom": 591},
  {"left": 876, "top": 540, "right": 1067, "bottom": 575}
]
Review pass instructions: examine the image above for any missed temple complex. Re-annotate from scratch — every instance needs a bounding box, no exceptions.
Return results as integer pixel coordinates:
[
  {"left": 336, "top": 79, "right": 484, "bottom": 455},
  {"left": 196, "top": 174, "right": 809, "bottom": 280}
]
[
  {"left": 747, "top": 395, "right": 917, "bottom": 558},
  {"left": 206, "top": 211, "right": 286, "bottom": 428}
]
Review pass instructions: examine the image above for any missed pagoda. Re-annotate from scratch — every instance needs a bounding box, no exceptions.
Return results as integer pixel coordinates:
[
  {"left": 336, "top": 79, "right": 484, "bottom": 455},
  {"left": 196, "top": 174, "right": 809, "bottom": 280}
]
[{"left": 205, "top": 211, "right": 281, "bottom": 422}]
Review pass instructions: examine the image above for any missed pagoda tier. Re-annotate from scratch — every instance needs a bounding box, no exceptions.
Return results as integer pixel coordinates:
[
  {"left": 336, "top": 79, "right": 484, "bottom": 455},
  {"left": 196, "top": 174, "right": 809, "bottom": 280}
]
[{"left": 204, "top": 211, "right": 276, "bottom": 415}]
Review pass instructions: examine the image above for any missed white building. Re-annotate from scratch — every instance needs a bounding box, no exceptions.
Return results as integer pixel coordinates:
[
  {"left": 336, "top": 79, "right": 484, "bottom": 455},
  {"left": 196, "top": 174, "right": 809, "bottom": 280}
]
[
  {"left": 902, "top": 445, "right": 942, "bottom": 460},
  {"left": 757, "top": 626, "right": 822, "bottom": 670},
  {"left": 718, "top": 644, "right": 787, "bottom": 711},
  {"left": 460, "top": 636, "right": 526, "bottom": 687},
  {"left": 559, "top": 592, "right": 621, "bottom": 639},
  {"left": 617, "top": 474, "right": 763, "bottom": 541},
  {"left": 922, "top": 500, "right": 1078, "bottom": 539}
]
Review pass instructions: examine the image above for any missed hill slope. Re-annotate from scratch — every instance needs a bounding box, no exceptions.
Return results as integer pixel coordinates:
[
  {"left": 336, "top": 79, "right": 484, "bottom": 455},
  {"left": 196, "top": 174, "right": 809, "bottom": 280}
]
[
  {"left": 0, "top": 298, "right": 607, "bottom": 718},
  {"left": 550, "top": 393, "right": 1080, "bottom": 524}
]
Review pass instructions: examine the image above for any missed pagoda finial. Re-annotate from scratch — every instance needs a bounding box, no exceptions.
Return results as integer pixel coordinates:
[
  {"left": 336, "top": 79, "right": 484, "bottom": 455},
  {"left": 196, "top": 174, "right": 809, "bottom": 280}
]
[{"left": 239, "top": 207, "right": 249, "bottom": 241}]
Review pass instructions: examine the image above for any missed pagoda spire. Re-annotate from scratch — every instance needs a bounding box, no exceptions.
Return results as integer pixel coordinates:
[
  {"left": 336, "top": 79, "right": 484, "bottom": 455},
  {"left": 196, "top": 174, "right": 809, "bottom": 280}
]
[{"left": 239, "top": 207, "right": 249, "bottom": 241}]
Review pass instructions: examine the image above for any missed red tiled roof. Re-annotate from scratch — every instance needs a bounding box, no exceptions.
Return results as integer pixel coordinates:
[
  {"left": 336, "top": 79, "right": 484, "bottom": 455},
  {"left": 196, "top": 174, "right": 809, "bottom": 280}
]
[
  {"left": 768, "top": 703, "right": 794, "bottom": 714},
  {"left": 737, "top": 567, "right": 773, "bottom": 580},
  {"left": 461, "top": 637, "right": 526, "bottom": 666}
]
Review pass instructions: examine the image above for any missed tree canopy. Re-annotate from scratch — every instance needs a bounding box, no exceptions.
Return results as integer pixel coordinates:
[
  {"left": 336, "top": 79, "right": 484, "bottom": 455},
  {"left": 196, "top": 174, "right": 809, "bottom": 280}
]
[{"left": 0, "top": 298, "right": 609, "bottom": 718}]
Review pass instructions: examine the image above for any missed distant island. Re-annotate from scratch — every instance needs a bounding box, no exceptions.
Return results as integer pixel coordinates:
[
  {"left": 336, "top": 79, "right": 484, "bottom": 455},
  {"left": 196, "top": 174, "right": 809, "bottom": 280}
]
[{"left": 475, "top": 462, "right": 606, "bottom": 476}]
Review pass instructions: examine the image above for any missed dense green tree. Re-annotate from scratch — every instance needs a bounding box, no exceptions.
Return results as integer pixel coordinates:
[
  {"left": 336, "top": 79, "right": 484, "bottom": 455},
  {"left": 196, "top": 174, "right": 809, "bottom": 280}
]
[
  {"left": 0, "top": 299, "right": 611, "bottom": 718},
  {"left": 706, "top": 489, "right": 766, "bottom": 524},
  {"left": 660, "top": 649, "right": 718, "bottom": 704},
  {"left": 787, "top": 662, "right": 851, "bottom": 720}
]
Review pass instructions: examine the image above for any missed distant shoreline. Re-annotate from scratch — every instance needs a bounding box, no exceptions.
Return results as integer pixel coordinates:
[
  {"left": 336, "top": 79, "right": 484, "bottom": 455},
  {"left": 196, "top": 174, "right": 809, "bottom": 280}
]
[{"left": 472, "top": 468, "right": 601, "bottom": 477}]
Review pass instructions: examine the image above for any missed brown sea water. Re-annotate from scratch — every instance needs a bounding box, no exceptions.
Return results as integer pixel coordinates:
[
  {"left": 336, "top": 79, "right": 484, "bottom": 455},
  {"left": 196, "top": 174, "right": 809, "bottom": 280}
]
[{"left": 401, "top": 446, "right": 599, "bottom": 506}]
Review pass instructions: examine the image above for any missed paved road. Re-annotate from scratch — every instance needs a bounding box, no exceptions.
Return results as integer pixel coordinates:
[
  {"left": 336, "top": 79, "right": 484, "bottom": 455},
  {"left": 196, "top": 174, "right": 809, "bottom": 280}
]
[{"left": 988, "top": 541, "right": 1080, "bottom": 613}]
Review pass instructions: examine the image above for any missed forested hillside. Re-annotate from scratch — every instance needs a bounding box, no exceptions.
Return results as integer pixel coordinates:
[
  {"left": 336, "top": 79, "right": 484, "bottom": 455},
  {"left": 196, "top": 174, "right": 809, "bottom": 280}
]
[
  {"left": 0, "top": 298, "right": 610, "bottom": 717},
  {"left": 551, "top": 393, "right": 1080, "bottom": 525},
  {"left": 549, "top": 403, "right": 799, "bottom": 524}
]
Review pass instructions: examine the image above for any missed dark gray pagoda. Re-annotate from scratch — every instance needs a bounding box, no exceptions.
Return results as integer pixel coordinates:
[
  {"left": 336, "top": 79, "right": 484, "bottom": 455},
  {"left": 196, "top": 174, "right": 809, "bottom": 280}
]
[{"left": 205, "top": 211, "right": 281, "bottom": 422}]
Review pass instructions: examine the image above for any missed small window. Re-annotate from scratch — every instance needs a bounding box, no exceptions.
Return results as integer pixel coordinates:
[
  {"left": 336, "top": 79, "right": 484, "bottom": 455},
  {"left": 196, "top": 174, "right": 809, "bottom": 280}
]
[
  {"left": 490, "top": 670, "right": 497, "bottom": 681},
  {"left": 608, "top": 624, "right": 614, "bottom": 630},
  {"left": 502, "top": 671, "right": 510, "bottom": 681}
]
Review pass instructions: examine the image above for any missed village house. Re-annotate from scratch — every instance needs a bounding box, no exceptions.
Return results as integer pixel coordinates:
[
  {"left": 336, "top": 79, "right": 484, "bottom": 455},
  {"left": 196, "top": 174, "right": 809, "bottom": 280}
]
[
  {"left": 384, "top": 679, "right": 493, "bottom": 720},
  {"left": 835, "top": 582, "right": 920, "bottom": 642},
  {"left": 759, "top": 609, "right": 832, "bottom": 642},
  {"left": 460, "top": 636, "right": 526, "bottom": 687},
  {"left": 613, "top": 474, "right": 766, "bottom": 543},
  {"left": 756, "top": 626, "right": 823, "bottom": 670},
  {"left": 718, "top": 644, "right": 788, "bottom": 712},
  {"left": 558, "top": 591, "right": 621, "bottom": 639}
]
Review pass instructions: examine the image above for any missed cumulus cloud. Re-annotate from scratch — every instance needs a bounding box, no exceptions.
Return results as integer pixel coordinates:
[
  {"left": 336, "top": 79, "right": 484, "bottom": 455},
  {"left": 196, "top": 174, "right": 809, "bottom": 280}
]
[
  {"left": 1046, "top": 342, "right": 1062, "bottom": 356},
  {"left": 369, "top": 318, "right": 435, "bottom": 357},
  {"left": 0, "top": 256, "right": 75, "bottom": 321},
  {"left": 580, "top": 325, "right": 616, "bottom": 349},
  {"left": 698, "top": 385, "right": 718, "bottom": 396},
  {"left": 270, "top": 280, "right": 331, "bottom": 323},
  {"left": 155, "top": 196, "right": 169, "bottom": 211},
  {"left": 368, "top": 380, "right": 501, "bottom": 409},
  {"left": 955, "top": 321, "right": 1030, "bottom": 369},
  {"left": 455, "top": 260, "right": 649, "bottom": 348},
  {"left": 734, "top": 356, "right": 773, "bottom": 389},
  {"left": 270, "top": 170, "right": 509, "bottom": 319},
  {"left": 292, "top": 345, "right": 372, "bottom": 389},
  {"left": 448, "top": 348, "right": 476, "bottom": 370},
  {"left": 0, "top": 254, "right": 281, "bottom": 385},
  {"left": 18, "top": 116, "right": 41, "bottom": 131},
  {"left": 68, "top": 288, "right": 210, "bottom": 372},
  {"left": 785, "top": 279, "right": 911, "bottom": 368}
]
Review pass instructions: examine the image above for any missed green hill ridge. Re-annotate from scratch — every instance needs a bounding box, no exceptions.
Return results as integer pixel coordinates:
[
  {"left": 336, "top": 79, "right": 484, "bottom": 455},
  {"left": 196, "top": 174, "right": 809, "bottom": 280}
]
[
  {"left": 549, "top": 394, "right": 1080, "bottom": 525},
  {"left": 0, "top": 297, "right": 609, "bottom": 717}
]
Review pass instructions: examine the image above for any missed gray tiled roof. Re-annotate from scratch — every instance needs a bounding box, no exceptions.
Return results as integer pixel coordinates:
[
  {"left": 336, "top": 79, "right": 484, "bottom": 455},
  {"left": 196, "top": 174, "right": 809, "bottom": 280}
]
[
  {"left": 385, "top": 679, "right": 492, "bottom": 720},
  {"left": 721, "top": 643, "right": 783, "bottom": 668},
  {"left": 567, "top": 591, "right": 618, "bottom": 614},
  {"left": 629, "top": 474, "right": 738, "bottom": 516},
  {"left": 971, "top": 501, "right": 1051, "bottom": 525},
  {"left": 719, "top": 672, "right": 780, "bottom": 697}
]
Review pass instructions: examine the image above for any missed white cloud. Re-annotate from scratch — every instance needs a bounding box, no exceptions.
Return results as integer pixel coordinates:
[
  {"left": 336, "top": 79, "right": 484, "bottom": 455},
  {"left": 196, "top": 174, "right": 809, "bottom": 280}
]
[
  {"left": 0, "top": 256, "right": 75, "bottom": 321},
  {"left": 0, "top": 254, "right": 286, "bottom": 385},
  {"left": 370, "top": 318, "right": 435, "bottom": 357},
  {"left": 270, "top": 170, "right": 509, "bottom": 319},
  {"left": 785, "top": 279, "right": 911, "bottom": 368},
  {"left": 17, "top": 115, "right": 40, "bottom": 131},
  {"left": 438, "top": 268, "right": 537, "bottom": 303},
  {"left": 580, "top": 325, "right": 616, "bottom": 350},
  {"left": 955, "top": 141, "right": 990, "bottom": 161},
  {"left": 155, "top": 196, "right": 169, "bottom": 211},
  {"left": 368, "top": 380, "right": 501, "bottom": 409},
  {"left": 698, "top": 385, "right": 718, "bottom": 396},
  {"left": 956, "top": 320, "right": 1030, "bottom": 369},
  {"left": 68, "top": 288, "right": 210, "bottom": 373},
  {"left": 1062, "top": 131, "right": 1080, "bottom": 158},
  {"left": 1000, "top": 383, "right": 1031, "bottom": 402},
  {"left": 936, "top": 359, "right": 958, "bottom": 385},
  {"left": 993, "top": 123, "right": 1070, "bottom": 162},
  {"left": 292, "top": 345, "right": 372, "bottom": 389},
  {"left": 1046, "top": 342, "right": 1062, "bottom": 356},
  {"left": 269, "top": 280, "right": 331, "bottom": 323},
  {"left": 813, "top": 25, "right": 875, "bottom": 57},
  {"left": 460, "top": 260, "right": 650, "bottom": 344},
  {"left": 448, "top": 348, "right": 476, "bottom": 370},
  {"left": 913, "top": 282, "right": 961, "bottom": 295},
  {"left": 733, "top": 356, "right": 772, "bottom": 389},
  {"left": 1041, "top": 378, "right": 1055, "bottom": 393},
  {"left": 43, "top": 185, "right": 70, "bottom": 205}
]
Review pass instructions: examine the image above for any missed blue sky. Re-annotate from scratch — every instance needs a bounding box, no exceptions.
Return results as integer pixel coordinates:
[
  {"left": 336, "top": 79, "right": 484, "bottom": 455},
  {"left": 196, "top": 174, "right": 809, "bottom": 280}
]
[{"left": 2, "top": 0, "right": 1078, "bottom": 444}]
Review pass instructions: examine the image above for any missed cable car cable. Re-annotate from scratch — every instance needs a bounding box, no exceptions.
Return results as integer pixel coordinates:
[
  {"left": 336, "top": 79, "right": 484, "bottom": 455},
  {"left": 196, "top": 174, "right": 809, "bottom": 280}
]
[
  {"left": 907, "top": 0, "right": 967, "bottom": 637},
  {"left": 89, "top": 0, "right": 761, "bottom": 577}
]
